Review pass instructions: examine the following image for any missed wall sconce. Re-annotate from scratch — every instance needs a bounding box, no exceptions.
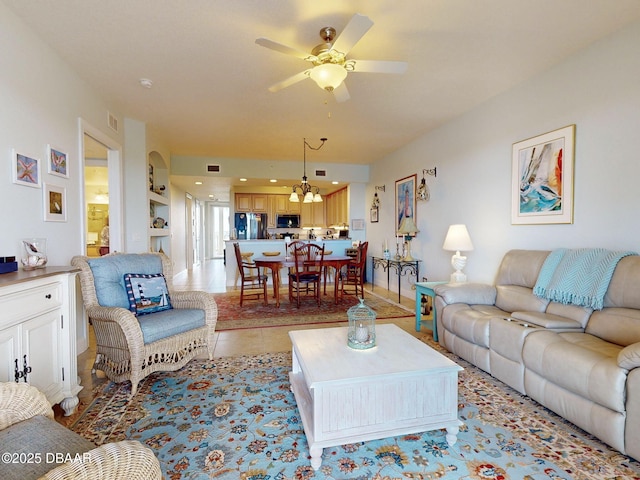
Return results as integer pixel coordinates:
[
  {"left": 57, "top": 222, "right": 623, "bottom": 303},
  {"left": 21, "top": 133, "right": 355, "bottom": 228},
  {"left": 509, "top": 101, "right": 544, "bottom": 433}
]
[
  {"left": 417, "top": 168, "right": 437, "bottom": 201},
  {"left": 372, "top": 185, "right": 385, "bottom": 208}
]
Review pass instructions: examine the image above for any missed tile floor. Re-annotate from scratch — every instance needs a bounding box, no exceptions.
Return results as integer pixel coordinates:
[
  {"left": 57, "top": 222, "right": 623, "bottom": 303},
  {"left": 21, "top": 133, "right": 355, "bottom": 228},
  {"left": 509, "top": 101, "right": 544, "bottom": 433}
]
[{"left": 56, "top": 258, "right": 430, "bottom": 424}]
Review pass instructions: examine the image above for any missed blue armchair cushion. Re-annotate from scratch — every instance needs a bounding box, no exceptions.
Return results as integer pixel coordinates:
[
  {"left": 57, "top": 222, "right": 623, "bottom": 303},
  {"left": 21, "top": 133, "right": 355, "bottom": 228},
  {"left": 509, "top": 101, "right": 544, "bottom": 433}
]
[
  {"left": 87, "top": 254, "right": 163, "bottom": 308},
  {"left": 124, "top": 273, "right": 172, "bottom": 316},
  {"left": 138, "top": 308, "right": 206, "bottom": 344}
]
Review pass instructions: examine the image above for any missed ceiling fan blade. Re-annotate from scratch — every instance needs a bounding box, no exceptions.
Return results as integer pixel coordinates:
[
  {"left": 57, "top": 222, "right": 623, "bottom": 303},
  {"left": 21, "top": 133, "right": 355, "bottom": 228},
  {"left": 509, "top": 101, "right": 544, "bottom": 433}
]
[
  {"left": 267, "top": 70, "right": 311, "bottom": 92},
  {"left": 333, "top": 82, "right": 350, "bottom": 103},
  {"left": 255, "top": 38, "right": 316, "bottom": 62},
  {"left": 330, "top": 13, "right": 374, "bottom": 56},
  {"left": 348, "top": 59, "right": 408, "bottom": 74}
]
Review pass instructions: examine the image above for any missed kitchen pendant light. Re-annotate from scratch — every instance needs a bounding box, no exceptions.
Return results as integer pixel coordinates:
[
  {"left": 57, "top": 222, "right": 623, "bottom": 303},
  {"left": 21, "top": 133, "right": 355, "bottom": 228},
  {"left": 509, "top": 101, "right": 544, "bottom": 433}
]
[{"left": 290, "top": 138, "right": 327, "bottom": 203}]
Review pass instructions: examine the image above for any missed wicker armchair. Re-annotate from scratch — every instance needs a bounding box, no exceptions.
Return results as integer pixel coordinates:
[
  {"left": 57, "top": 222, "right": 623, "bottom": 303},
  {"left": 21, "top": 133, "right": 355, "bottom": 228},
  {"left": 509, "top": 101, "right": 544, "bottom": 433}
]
[
  {"left": 0, "top": 382, "right": 161, "bottom": 479},
  {"left": 71, "top": 252, "right": 217, "bottom": 395}
]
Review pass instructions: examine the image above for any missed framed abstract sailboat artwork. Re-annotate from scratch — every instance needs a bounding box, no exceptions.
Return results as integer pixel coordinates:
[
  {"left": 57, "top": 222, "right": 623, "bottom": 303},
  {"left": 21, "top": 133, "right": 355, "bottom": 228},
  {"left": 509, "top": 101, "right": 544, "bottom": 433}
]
[{"left": 511, "top": 125, "right": 575, "bottom": 225}]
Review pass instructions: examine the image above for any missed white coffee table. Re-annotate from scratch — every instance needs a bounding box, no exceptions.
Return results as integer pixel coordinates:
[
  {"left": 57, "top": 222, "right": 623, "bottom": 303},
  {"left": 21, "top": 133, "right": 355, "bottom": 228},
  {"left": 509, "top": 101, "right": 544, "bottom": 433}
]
[{"left": 288, "top": 324, "right": 463, "bottom": 470}]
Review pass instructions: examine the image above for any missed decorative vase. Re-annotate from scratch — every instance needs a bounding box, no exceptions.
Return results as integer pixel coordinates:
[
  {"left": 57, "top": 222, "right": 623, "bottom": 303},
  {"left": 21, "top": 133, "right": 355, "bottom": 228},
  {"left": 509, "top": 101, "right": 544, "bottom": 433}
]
[
  {"left": 21, "top": 238, "right": 47, "bottom": 270},
  {"left": 347, "top": 298, "right": 376, "bottom": 350}
]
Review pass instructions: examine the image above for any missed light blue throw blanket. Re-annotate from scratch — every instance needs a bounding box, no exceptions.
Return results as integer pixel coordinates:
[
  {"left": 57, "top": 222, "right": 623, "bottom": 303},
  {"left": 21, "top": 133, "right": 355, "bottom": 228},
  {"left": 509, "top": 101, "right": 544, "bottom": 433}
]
[{"left": 533, "top": 248, "right": 637, "bottom": 310}]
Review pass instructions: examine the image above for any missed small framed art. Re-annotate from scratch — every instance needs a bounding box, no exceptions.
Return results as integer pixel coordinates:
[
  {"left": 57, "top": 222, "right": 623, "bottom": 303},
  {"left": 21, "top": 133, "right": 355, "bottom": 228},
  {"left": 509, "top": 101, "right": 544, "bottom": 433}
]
[
  {"left": 12, "top": 150, "right": 41, "bottom": 188},
  {"left": 43, "top": 183, "right": 67, "bottom": 222},
  {"left": 370, "top": 207, "right": 379, "bottom": 223},
  {"left": 47, "top": 145, "right": 69, "bottom": 178}
]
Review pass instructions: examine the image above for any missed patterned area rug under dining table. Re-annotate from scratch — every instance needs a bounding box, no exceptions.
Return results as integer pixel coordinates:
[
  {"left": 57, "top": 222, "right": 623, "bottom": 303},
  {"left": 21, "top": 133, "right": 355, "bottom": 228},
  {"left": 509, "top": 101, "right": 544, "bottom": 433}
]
[{"left": 212, "top": 288, "right": 413, "bottom": 330}]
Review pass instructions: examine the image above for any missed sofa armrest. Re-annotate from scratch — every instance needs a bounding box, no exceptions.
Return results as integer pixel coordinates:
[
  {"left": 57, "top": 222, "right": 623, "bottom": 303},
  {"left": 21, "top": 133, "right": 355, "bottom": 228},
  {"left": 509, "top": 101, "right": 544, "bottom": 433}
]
[
  {"left": 618, "top": 342, "right": 640, "bottom": 370},
  {"left": 42, "top": 440, "right": 162, "bottom": 480},
  {"left": 434, "top": 283, "right": 497, "bottom": 306},
  {"left": 171, "top": 290, "right": 218, "bottom": 327},
  {"left": 0, "top": 382, "right": 53, "bottom": 430}
]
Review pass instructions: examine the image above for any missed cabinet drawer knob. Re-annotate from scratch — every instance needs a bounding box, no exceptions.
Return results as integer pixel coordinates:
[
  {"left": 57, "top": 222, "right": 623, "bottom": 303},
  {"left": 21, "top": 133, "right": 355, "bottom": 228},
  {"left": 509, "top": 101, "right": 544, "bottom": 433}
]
[{"left": 45, "top": 294, "right": 52, "bottom": 299}]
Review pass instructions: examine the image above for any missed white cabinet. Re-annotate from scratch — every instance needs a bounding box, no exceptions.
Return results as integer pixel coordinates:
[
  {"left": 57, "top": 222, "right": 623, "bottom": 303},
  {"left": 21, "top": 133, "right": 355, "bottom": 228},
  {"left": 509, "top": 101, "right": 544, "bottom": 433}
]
[{"left": 0, "top": 268, "right": 81, "bottom": 415}]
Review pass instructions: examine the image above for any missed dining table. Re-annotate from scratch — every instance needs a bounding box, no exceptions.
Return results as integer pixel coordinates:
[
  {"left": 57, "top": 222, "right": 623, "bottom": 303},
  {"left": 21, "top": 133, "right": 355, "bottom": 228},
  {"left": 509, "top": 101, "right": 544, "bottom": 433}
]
[{"left": 253, "top": 255, "right": 353, "bottom": 307}]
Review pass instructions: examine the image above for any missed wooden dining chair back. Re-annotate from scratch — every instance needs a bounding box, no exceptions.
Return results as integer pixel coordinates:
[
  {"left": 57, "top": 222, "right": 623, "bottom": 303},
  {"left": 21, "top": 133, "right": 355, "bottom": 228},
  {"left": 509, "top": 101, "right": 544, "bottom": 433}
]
[
  {"left": 288, "top": 243, "right": 325, "bottom": 307},
  {"left": 341, "top": 241, "right": 368, "bottom": 299},
  {"left": 234, "top": 242, "right": 267, "bottom": 306}
]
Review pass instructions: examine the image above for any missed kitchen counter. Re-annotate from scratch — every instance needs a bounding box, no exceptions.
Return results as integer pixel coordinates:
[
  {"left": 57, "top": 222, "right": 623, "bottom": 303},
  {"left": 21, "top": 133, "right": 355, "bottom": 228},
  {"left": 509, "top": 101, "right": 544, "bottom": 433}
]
[{"left": 224, "top": 239, "right": 356, "bottom": 287}]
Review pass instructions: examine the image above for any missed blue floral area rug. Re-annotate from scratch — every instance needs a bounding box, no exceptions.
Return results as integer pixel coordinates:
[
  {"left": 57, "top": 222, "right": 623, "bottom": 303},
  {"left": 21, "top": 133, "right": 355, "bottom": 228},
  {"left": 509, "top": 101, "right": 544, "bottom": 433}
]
[{"left": 72, "top": 345, "right": 640, "bottom": 479}]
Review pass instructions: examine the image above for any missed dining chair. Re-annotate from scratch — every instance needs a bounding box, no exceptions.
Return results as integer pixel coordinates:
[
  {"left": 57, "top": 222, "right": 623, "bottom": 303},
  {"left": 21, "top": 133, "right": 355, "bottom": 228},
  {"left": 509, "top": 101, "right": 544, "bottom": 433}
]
[
  {"left": 288, "top": 243, "right": 325, "bottom": 307},
  {"left": 341, "top": 241, "right": 368, "bottom": 299},
  {"left": 234, "top": 242, "right": 268, "bottom": 306}
]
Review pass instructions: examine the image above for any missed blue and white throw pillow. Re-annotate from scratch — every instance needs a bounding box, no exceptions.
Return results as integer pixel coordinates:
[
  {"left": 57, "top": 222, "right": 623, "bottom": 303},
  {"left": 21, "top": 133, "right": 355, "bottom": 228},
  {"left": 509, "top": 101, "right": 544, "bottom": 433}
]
[{"left": 124, "top": 273, "right": 172, "bottom": 316}]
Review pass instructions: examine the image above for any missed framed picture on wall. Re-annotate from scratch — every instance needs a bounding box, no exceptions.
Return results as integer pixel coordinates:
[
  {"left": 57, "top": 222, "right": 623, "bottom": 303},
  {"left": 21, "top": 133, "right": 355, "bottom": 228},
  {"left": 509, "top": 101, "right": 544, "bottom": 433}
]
[
  {"left": 43, "top": 183, "right": 67, "bottom": 222},
  {"left": 395, "top": 174, "right": 416, "bottom": 233},
  {"left": 370, "top": 207, "right": 379, "bottom": 223},
  {"left": 47, "top": 145, "right": 69, "bottom": 178},
  {"left": 511, "top": 124, "right": 575, "bottom": 224},
  {"left": 12, "top": 149, "right": 41, "bottom": 188}
]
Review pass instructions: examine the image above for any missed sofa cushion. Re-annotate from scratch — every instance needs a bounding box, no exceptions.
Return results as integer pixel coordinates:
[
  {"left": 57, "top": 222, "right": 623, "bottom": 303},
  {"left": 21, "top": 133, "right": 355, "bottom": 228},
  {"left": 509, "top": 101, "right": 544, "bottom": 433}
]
[
  {"left": 495, "top": 284, "right": 549, "bottom": 313},
  {"left": 441, "top": 303, "right": 506, "bottom": 348},
  {"left": 523, "top": 330, "right": 626, "bottom": 413},
  {"left": 495, "top": 249, "right": 550, "bottom": 288},
  {"left": 0, "top": 415, "right": 95, "bottom": 480},
  {"left": 138, "top": 308, "right": 206, "bottom": 344},
  {"left": 602, "top": 255, "right": 640, "bottom": 309},
  {"left": 124, "top": 273, "right": 172, "bottom": 316},
  {"left": 88, "top": 254, "right": 164, "bottom": 308},
  {"left": 587, "top": 307, "right": 640, "bottom": 347}
]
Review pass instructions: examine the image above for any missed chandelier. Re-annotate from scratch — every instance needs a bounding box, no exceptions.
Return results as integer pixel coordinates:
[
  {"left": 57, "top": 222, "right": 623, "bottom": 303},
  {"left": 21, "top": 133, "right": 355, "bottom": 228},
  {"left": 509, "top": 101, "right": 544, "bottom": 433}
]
[{"left": 289, "top": 138, "right": 327, "bottom": 203}]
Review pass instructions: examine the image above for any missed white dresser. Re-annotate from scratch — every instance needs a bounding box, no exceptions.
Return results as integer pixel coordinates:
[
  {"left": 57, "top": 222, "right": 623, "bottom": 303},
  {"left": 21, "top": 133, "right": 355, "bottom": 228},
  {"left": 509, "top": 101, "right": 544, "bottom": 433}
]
[{"left": 0, "top": 267, "right": 82, "bottom": 415}]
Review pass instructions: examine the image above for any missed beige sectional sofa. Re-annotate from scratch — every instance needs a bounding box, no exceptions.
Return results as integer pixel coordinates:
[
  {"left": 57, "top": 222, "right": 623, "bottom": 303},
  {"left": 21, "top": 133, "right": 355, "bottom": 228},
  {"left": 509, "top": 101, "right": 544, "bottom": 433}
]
[{"left": 433, "top": 249, "right": 640, "bottom": 462}]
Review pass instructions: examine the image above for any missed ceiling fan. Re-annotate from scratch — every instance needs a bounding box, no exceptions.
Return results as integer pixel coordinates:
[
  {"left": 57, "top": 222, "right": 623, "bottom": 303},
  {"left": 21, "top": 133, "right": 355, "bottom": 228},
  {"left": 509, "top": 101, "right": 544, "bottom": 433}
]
[{"left": 256, "top": 13, "right": 408, "bottom": 102}]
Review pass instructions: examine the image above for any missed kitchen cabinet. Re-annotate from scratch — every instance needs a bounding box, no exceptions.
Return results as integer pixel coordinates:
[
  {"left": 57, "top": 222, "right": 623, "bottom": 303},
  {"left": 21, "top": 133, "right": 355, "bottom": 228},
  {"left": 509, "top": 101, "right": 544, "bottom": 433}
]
[
  {"left": 301, "top": 201, "right": 326, "bottom": 228},
  {"left": 274, "top": 195, "right": 301, "bottom": 214},
  {"left": 325, "top": 187, "right": 348, "bottom": 227},
  {"left": 0, "top": 268, "right": 81, "bottom": 416},
  {"left": 235, "top": 193, "right": 252, "bottom": 212},
  {"left": 235, "top": 193, "right": 269, "bottom": 213}
]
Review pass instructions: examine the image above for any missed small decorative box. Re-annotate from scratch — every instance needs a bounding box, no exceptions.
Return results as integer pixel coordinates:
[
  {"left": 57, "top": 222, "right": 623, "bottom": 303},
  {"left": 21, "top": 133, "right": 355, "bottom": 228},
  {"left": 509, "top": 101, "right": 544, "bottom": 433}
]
[{"left": 0, "top": 256, "right": 17, "bottom": 273}]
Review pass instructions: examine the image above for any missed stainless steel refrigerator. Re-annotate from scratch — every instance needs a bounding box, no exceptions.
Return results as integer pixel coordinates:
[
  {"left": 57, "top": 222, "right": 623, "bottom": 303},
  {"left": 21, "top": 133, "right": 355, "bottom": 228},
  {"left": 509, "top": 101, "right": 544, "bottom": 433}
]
[{"left": 234, "top": 212, "right": 268, "bottom": 239}]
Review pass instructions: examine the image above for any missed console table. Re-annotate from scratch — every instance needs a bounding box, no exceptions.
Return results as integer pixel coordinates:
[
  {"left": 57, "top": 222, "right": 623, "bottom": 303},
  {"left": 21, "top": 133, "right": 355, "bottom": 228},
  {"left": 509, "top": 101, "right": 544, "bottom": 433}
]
[{"left": 371, "top": 256, "right": 421, "bottom": 303}]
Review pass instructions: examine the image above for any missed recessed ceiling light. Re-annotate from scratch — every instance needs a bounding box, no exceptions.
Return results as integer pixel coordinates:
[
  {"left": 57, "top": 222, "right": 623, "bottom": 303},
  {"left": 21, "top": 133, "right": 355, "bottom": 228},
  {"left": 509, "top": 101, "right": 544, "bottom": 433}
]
[
  {"left": 332, "top": 181, "right": 339, "bottom": 185},
  {"left": 195, "top": 181, "right": 203, "bottom": 185},
  {"left": 239, "top": 178, "right": 247, "bottom": 182},
  {"left": 270, "top": 179, "right": 277, "bottom": 183},
  {"left": 139, "top": 78, "right": 153, "bottom": 88}
]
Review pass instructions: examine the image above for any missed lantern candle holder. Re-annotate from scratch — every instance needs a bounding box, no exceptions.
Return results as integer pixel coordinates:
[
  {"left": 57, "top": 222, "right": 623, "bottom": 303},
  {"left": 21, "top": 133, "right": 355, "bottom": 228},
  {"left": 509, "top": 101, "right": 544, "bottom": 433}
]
[{"left": 347, "top": 298, "right": 376, "bottom": 350}]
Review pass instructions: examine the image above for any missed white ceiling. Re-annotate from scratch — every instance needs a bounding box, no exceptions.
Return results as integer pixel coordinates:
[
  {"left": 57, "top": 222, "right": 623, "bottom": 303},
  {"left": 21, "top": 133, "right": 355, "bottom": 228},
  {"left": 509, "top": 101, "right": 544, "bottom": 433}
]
[{"left": 7, "top": 0, "right": 640, "bottom": 201}]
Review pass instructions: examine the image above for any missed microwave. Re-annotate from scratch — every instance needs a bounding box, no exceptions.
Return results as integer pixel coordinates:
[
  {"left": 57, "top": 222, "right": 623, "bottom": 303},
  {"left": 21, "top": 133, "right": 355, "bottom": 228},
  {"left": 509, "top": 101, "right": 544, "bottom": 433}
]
[{"left": 276, "top": 214, "right": 300, "bottom": 228}]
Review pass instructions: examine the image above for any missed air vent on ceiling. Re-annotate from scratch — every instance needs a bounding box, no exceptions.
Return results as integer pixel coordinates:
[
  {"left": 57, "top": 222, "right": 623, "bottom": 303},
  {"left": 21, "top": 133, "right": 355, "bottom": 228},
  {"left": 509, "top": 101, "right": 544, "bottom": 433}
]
[
  {"left": 107, "top": 112, "right": 118, "bottom": 132},
  {"left": 315, "top": 169, "right": 327, "bottom": 177},
  {"left": 207, "top": 164, "right": 220, "bottom": 173}
]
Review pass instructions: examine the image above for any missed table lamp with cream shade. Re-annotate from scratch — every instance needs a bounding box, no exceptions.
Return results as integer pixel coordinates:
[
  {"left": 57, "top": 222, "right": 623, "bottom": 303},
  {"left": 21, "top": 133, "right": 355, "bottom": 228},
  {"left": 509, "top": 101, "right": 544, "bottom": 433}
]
[
  {"left": 398, "top": 216, "right": 419, "bottom": 261},
  {"left": 442, "top": 224, "right": 474, "bottom": 283}
]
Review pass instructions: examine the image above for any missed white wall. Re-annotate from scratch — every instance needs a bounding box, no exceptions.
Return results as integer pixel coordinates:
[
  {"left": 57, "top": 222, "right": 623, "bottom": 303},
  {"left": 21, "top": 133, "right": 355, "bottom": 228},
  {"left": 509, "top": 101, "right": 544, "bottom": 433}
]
[
  {"left": 369, "top": 20, "right": 640, "bottom": 291},
  {"left": 0, "top": 2, "right": 123, "bottom": 265}
]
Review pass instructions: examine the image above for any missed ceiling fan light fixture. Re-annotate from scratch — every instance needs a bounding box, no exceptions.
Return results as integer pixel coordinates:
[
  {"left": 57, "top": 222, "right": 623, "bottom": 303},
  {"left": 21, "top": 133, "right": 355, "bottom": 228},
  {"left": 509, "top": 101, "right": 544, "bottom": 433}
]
[{"left": 310, "top": 63, "right": 347, "bottom": 91}]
